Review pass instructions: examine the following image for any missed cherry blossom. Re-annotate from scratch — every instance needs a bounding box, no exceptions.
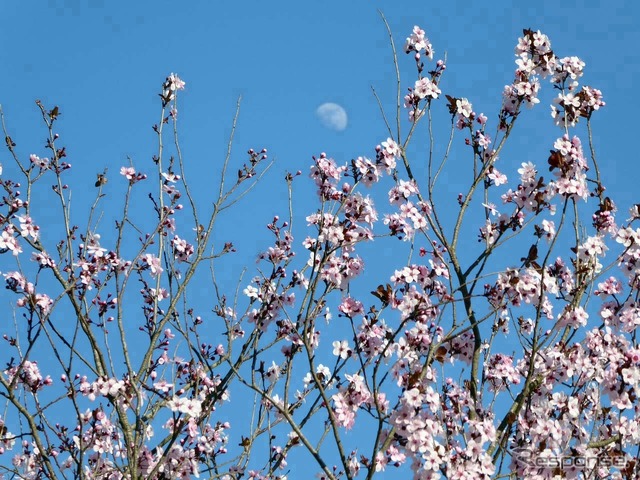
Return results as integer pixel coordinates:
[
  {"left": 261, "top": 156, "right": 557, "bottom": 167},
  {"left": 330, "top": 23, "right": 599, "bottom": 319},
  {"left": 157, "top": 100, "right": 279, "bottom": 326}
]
[{"left": 0, "top": 26, "right": 635, "bottom": 480}]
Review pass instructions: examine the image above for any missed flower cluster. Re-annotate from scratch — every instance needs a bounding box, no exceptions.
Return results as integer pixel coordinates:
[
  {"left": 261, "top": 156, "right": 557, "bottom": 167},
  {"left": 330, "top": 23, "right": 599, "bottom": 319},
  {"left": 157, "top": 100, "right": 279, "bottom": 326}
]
[
  {"left": 404, "top": 25, "right": 433, "bottom": 60},
  {"left": 171, "top": 235, "right": 194, "bottom": 262},
  {"left": 403, "top": 62, "right": 446, "bottom": 122},
  {"left": 484, "top": 353, "right": 521, "bottom": 392},
  {"left": 4, "top": 360, "right": 52, "bottom": 392},
  {"left": 332, "top": 373, "right": 373, "bottom": 429},
  {"left": 550, "top": 56, "right": 605, "bottom": 127},
  {"left": 0, "top": 25, "right": 634, "bottom": 480},
  {"left": 616, "top": 226, "right": 640, "bottom": 289},
  {"left": 501, "top": 29, "right": 553, "bottom": 118},
  {"left": 0, "top": 416, "right": 15, "bottom": 454},
  {"left": 160, "top": 73, "right": 185, "bottom": 107},
  {"left": 0, "top": 225, "right": 22, "bottom": 256},
  {"left": 3, "top": 271, "right": 53, "bottom": 317},
  {"left": 384, "top": 180, "right": 431, "bottom": 241},
  {"left": 120, "top": 166, "right": 147, "bottom": 184},
  {"left": 309, "top": 153, "right": 347, "bottom": 200}
]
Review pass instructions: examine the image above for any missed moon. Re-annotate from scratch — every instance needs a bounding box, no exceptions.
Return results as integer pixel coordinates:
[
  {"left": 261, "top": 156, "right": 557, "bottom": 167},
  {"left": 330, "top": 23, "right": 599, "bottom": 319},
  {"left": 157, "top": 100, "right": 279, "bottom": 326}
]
[{"left": 316, "top": 103, "right": 348, "bottom": 131}]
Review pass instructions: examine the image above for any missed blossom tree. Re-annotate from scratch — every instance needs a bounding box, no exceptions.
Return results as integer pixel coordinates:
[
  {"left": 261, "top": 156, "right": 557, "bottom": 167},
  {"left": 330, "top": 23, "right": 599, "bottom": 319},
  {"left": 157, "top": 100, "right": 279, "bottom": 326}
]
[{"left": 1, "top": 19, "right": 639, "bottom": 480}]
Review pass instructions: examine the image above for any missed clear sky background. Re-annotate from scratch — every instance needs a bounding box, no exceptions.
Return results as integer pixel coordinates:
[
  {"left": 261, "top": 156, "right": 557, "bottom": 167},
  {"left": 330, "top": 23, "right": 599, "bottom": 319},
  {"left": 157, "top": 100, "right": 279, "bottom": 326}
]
[
  {"left": 2, "top": 0, "right": 638, "bottom": 272},
  {"left": 2, "top": 1, "right": 638, "bottom": 205},
  {"left": 1, "top": 0, "right": 639, "bottom": 477}
]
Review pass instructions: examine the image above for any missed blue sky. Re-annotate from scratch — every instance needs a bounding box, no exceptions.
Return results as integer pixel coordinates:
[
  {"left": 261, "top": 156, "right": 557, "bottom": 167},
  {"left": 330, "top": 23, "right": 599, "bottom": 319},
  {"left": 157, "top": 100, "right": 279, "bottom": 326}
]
[
  {"left": 2, "top": 1, "right": 638, "bottom": 191},
  {"left": 1, "top": 0, "right": 639, "bottom": 477},
  {"left": 2, "top": 0, "right": 638, "bottom": 241}
]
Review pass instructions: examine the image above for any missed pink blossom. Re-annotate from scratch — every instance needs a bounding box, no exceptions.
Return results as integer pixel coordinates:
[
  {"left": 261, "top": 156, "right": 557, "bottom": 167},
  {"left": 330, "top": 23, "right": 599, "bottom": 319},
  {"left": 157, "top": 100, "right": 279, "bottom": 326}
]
[
  {"left": 414, "top": 77, "right": 441, "bottom": 100},
  {"left": 4, "top": 361, "right": 50, "bottom": 392},
  {"left": 171, "top": 235, "right": 194, "bottom": 262},
  {"left": 0, "top": 227, "right": 22, "bottom": 256},
  {"left": 404, "top": 25, "right": 433, "bottom": 59},
  {"left": 332, "top": 340, "right": 351, "bottom": 359},
  {"left": 29, "top": 154, "right": 50, "bottom": 169},
  {"left": 143, "top": 253, "right": 163, "bottom": 277},
  {"left": 541, "top": 219, "right": 555, "bottom": 241},
  {"left": 487, "top": 167, "right": 507, "bottom": 186},
  {"left": 31, "top": 251, "right": 56, "bottom": 268},
  {"left": 16, "top": 216, "right": 39, "bottom": 240},
  {"left": 120, "top": 166, "right": 136, "bottom": 180},
  {"left": 456, "top": 98, "right": 473, "bottom": 118},
  {"left": 153, "top": 380, "right": 174, "bottom": 393}
]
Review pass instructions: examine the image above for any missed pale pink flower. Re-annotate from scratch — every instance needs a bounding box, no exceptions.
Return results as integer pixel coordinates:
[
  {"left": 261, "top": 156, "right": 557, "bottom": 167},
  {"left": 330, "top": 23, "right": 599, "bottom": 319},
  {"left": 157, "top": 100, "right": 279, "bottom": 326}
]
[
  {"left": 487, "top": 167, "right": 507, "bottom": 186},
  {"left": 143, "top": 253, "right": 163, "bottom": 277},
  {"left": 120, "top": 166, "right": 136, "bottom": 180},
  {"left": 414, "top": 77, "right": 441, "bottom": 100},
  {"left": 0, "top": 228, "right": 21, "bottom": 256},
  {"left": 456, "top": 98, "right": 473, "bottom": 118},
  {"left": 332, "top": 340, "right": 351, "bottom": 359},
  {"left": 404, "top": 26, "right": 433, "bottom": 59},
  {"left": 541, "top": 219, "right": 556, "bottom": 241},
  {"left": 16, "top": 216, "right": 39, "bottom": 240},
  {"left": 153, "top": 380, "right": 174, "bottom": 393},
  {"left": 30, "top": 154, "right": 50, "bottom": 169}
]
